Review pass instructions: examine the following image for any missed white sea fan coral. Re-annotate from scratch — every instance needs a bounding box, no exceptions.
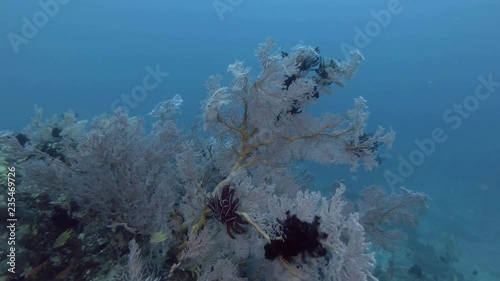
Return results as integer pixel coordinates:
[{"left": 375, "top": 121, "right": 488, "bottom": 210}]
[
  {"left": 0, "top": 39, "right": 429, "bottom": 281},
  {"left": 203, "top": 86, "right": 230, "bottom": 131}
]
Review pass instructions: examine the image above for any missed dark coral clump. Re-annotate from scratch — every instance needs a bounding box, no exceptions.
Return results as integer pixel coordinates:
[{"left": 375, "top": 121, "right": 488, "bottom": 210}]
[
  {"left": 207, "top": 185, "right": 248, "bottom": 239},
  {"left": 264, "top": 211, "right": 328, "bottom": 262}
]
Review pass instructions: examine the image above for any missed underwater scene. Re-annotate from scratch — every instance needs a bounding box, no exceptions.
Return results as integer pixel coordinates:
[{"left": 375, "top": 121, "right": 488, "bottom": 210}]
[{"left": 1, "top": 0, "right": 499, "bottom": 280}]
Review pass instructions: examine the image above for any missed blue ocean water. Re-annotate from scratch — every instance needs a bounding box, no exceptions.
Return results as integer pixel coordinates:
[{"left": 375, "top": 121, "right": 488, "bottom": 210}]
[{"left": 1, "top": 0, "right": 499, "bottom": 280}]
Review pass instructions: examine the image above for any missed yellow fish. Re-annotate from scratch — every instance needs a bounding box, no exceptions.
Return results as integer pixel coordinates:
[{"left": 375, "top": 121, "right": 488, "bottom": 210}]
[{"left": 150, "top": 232, "right": 168, "bottom": 244}]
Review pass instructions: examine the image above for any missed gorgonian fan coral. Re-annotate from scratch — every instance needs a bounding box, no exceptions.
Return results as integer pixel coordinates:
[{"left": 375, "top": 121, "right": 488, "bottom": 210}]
[
  {"left": 0, "top": 39, "right": 429, "bottom": 280},
  {"left": 206, "top": 184, "right": 248, "bottom": 239}
]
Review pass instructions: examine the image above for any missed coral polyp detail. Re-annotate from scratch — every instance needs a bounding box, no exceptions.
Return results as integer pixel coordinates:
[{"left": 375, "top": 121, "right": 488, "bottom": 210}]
[{"left": 207, "top": 185, "right": 248, "bottom": 239}]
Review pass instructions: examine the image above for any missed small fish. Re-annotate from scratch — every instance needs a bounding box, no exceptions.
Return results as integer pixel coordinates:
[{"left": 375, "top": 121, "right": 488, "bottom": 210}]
[
  {"left": 53, "top": 229, "right": 74, "bottom": 248},
  {"left": 150, "top": 232, "right": 168, "bottom": 244}
]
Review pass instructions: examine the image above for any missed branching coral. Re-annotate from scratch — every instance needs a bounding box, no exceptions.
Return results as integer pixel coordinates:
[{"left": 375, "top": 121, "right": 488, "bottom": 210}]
[
  {"left": 186, "top": 39, "right": 397, "bottom": 278},
  {"left": 192, "top": 39, "right": 394, "bottom": 241},
  {"left": 358, "top": 186, "right": 429, "bottom": 251},
  {"left": 0, "top": 39, "right": 426, "bottom": 281},
  {"left": 204, "top": 39, "right": 394, "bottom": 196}
]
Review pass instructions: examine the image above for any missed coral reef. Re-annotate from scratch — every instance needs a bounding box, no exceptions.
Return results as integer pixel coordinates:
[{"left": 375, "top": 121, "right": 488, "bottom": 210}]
[{"left": 0, "top": 39, "right": 427, "bottom": 281}]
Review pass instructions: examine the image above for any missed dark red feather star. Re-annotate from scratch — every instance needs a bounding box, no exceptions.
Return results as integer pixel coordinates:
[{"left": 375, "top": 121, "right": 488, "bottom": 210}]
[{"left": 207, "top": 185, "right": 248, "bottom": 239}]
